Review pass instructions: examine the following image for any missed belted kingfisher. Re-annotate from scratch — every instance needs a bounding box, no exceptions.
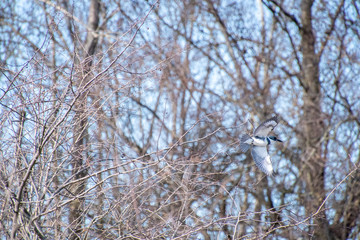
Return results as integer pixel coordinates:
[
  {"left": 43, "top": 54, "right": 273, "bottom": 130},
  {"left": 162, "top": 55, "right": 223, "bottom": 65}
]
[{"left": 239, "top": 116, "right": 283, "bottom": 176}]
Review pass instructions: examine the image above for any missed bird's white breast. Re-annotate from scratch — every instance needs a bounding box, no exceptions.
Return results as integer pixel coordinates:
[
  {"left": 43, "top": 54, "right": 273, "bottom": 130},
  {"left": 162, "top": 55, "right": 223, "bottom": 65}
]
[{"left": 251, "top": 137, "right": 268, "bottom": 147}]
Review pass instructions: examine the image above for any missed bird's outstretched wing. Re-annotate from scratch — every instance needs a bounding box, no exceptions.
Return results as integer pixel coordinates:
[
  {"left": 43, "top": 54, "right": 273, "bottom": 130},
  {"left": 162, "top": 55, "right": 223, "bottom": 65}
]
[
  {"left": 251, "top": 146, "right": 274, "bottom": 176},
  {"left": 253, "top": 116, "right": 278, "bottom": 137}
]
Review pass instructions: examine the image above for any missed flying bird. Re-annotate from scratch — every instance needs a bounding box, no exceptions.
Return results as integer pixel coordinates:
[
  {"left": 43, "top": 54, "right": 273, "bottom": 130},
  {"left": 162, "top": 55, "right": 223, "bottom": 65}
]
[{"left": 239, "top": 116, "right": 283, "bottom": 176}]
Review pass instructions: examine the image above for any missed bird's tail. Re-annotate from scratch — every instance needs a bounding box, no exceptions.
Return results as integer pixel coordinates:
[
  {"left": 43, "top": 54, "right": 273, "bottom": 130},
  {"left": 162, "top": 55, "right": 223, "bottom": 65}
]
[{"left": 239, "top": 134, "right": 251, "bottom": 152}]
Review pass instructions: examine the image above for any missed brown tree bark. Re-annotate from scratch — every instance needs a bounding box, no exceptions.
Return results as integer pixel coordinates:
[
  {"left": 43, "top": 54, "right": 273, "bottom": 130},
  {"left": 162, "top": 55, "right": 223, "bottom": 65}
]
[
  {"left": 10, "top": 111, "right": 26, "bottom": 239},
  {"left": 68, "top": 0, "right": 100, "bottom": 239},
  {"left": 300, "top": 0, "right": 328, "bottom": 238}
]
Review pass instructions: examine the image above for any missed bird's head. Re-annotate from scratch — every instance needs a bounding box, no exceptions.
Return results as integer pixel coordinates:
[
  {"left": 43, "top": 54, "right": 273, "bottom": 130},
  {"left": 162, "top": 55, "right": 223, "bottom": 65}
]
[{"left": 268, "top": 136, "right": 283, "bottom": 142}]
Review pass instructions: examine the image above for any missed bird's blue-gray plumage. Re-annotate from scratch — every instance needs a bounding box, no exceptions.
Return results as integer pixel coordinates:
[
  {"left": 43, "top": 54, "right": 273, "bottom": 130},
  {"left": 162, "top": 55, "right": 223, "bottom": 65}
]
[
  {"left": 253, "top": 116, "right": 279, "bottom": 137},
  {"left": 239, "top": 134, "right": 251, "bottom": 152},
  {"left": 240, "top": 116, "right": 282, "bottom": 176},
  {"left": 251, "top": 146, "right": 274, "bottom": 176}
]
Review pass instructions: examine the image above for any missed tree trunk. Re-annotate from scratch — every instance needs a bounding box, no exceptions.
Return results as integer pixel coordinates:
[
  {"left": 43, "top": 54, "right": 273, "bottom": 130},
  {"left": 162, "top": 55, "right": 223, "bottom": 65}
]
[
  {"left": 10, "top": 111, "right": 26, "bottom": 239},
  {"left": 300, "top": 0, "right": 327, "bottom": 238},
  {"left": 68, "top": 0, "right": 100, "bottom": 239}
]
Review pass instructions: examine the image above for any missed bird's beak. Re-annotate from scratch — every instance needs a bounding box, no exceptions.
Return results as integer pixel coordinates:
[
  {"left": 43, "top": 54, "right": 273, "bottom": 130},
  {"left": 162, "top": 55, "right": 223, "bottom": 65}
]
[{"left": 277, "top": 139, "right": 283, "bottom": 142}]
